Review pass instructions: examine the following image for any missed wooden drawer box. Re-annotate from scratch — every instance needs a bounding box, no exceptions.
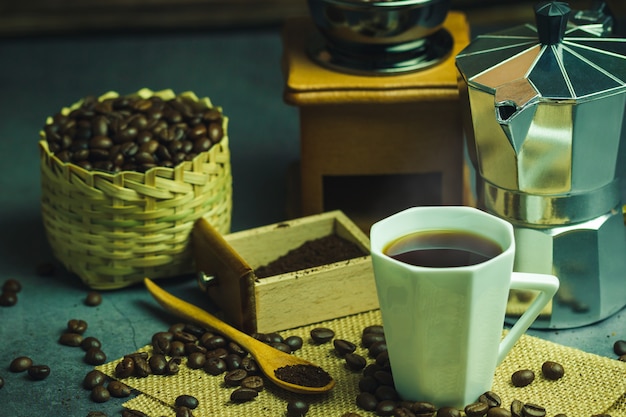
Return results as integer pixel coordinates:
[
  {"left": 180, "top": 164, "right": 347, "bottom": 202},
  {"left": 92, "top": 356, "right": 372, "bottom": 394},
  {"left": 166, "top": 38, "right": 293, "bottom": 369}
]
[{"left": 192, "top": 211, "right": 378, "bottom": 333}]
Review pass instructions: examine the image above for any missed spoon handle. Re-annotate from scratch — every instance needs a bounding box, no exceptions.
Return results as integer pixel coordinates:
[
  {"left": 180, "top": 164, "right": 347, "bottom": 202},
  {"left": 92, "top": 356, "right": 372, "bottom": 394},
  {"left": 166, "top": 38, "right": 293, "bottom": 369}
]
[{"left": 144, "top": 278, "right": 256, "bottom": 351}]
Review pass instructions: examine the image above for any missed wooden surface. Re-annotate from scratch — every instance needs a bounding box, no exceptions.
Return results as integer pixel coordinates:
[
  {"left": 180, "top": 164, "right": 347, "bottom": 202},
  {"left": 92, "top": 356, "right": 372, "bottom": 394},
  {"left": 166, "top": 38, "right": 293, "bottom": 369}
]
[{"left": 0, "top": 0, "right": 595, "bottom": 37}]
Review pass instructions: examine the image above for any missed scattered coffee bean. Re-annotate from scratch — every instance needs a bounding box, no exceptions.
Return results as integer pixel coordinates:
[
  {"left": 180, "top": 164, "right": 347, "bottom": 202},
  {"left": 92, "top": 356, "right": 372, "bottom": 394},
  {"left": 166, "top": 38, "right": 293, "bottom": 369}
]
[
  {"left": 115, "top": 356, "right": 136, "bottom": 378},
  {"left": 166, "top": 357, "right": 182, "bottom": 376},
  {"left": 0, "top": 291, "right": 17, "bottom": 307},
  {"left": 230, "top": 387, "right": 258, "bottom": 402},
  {"left": 83, "top": 370, "right": 108, "bottom": 390},
  {"left": 3, "top": 279, "right": 21, "bottom": 293},
  {"left": 67, "top": 319, "right": 88, "bottom": 334},
  {"left": 186, "top": 352, "right": 206, "bottom": 370},
  {"left": 271, "top": 342, "right": 292, "bottom": 353},
  {"left": 174, "top": 394, "right": 199, "bottom": 409},
  {"left": 224, "top": 368, "right": 248, "bottom": 387},
  {"left": 614, "top": 340, "right": 626, "bottom": 356},
  {"left": 362, "top": 332, "right": 385, "bottom": 348},
  {"left": 436, "top": 406, "right": 461, "bottom": 417},
  {"left": 91, "top": 384, "right": 111, "bottom": 403},
  {"left": 310, "top": 327, "right": 335, "bottom": 344},
  {"left": 84, "top": 348, "right": 107, "bottom": 365},
  {"left": 394, "top": 406, "right": 416, "bottom": 417},
  {"left": 204, "top": 357, "right": 227, "bottom": 376},
  {"left": 479, "top": 391, "right": 502, "bottom": 408},
  {"left": 81, "top": 336, "right": 102, "bottom": 351},
  {"left": 287, "top": 399, "right": 310, "bottom": 417},
  {"left": 511, "top": 399, "right": 524, "bottom": 417},
  {"left": 356, "top": 392, "right": 378, "bottom": 411},
  {"left": 345, "top": 353, "right": 367, "bottom": 371},
  {"left": 27, "top": 364, "right": 51, "bottom": 381},
  {"left": 240, "top": 356, "right": 259, "bottom": 374},
  {"left": 241, "top": 375, "right": 264, "bottom": 391},
  {"left": 334, "top": 339, "right": 357, "bottom": 356},
  {"left": 521, "top": 403, "right": 546, "bottom": 417},
  {"left": 85, "top": 291, "right": 102, "bottom": 306},
  {"left": 9, "top": 356, "right": 33, "bottom": 372},
  {"left": 374, "top": 385, "right": 399, "bottom": 402},
  {"left": 108, "top": 380, "right": 131, "bottom": 398},
  {"left": 368, "top": 340, "right": 388, "bottom": 358},
  {"left": 541, "top": 361, "right": 564, "bottom": 380},
  {"left": 375, "top": 399, "right": 396, "bottom": 416},
  {"left": 511, "top": 369, "right": 535, "bottom": 387},
  {"left": 487, "top": 407, "right": 511, "bottom": 417},
  {"left": 465, "top": 401, "right": 490, "bottom": 417},
  {"left": 59, "top": 332, "right": 84, "bottom": 347},
  {"left": 284, "top": 335, "right": 304, "bottom": 352}
]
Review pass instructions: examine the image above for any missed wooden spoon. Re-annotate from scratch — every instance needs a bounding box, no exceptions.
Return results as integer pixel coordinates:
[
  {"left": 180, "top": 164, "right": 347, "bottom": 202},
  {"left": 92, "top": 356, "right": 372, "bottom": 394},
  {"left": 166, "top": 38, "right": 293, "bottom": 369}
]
[{"left": 144, "top": 278, "right": 336, "bottom": 395}]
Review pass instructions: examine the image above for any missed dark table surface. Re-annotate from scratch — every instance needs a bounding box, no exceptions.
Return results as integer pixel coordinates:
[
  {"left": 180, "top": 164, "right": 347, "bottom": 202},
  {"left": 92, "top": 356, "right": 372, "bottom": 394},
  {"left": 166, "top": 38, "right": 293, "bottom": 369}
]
[{"left": 1, "top": 20, "right": 625, "bottom": 417}]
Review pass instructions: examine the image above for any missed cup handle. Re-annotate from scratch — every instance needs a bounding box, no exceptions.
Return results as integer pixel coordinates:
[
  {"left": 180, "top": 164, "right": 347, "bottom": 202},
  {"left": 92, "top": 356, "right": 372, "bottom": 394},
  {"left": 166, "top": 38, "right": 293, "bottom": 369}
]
[{"left": 497, "top": 272, "right": 560, "bottom": 365}]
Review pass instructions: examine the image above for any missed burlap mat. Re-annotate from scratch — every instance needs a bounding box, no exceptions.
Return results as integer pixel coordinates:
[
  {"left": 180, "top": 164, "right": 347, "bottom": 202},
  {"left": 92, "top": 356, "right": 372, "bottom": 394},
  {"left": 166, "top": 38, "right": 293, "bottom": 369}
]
[{"left": 96, "top": 310, "right": 626, "bottom": 416}]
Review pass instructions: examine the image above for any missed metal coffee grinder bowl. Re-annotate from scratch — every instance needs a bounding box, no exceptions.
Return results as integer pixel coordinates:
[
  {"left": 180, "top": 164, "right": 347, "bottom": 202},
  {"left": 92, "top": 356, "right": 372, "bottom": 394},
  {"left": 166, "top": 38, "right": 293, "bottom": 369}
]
[{"left": 456, "top": 1, "right": 626, "bottom": 329}]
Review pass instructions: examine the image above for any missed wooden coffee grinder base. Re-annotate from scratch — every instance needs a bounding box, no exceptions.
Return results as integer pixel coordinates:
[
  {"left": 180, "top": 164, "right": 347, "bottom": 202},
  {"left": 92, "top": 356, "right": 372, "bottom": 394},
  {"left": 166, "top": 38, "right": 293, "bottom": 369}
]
[{"left": 282, "top": 12, "right": 471, "bottom": 231}]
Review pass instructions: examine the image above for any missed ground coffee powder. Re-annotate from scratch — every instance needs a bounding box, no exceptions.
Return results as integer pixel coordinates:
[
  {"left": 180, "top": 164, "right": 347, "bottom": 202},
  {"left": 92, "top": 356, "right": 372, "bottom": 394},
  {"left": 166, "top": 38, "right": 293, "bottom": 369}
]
[
  {"left": 274, "top": 364, "right": 332, "bottom": 388},
  {"left": 254, "top": 235, "right": 366, "bottom": 278}
]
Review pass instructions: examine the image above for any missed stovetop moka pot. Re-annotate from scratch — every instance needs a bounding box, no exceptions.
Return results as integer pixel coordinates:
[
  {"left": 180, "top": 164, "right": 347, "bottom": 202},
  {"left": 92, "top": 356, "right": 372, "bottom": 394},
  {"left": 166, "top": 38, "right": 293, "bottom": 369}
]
[{"left": 456, "top": 1, "right": 626, "bottom": 328}]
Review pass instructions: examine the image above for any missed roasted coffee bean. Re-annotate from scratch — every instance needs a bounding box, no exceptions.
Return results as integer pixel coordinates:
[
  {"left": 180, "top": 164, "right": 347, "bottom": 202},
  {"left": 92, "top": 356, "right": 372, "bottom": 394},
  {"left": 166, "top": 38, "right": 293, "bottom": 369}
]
[
  {"left": 176, "top": 406, "right": 194, "bottom": 417},
  {"left": 91, "top": 384, "right": 111, "bottom": 403},
  {"left": 67, "top": 319, "right": 88, "bottom": 334},
  {"left": 205, "top": 347, "right": 228, "bottom": 360},
  {"left": 204, "top": 357, "right": 227, "bottom": 375},
  {"left": 376, "top": 351, "right": 390, "bottom": 368},
  {"left": 614, "top": 340, "right": 626, "bottom": 356},
  {"left": 175, "top": 394, "right": 199, "bottom": 409},
  {"left": 0, "top": 291, "right": 17, "bottom": 307},
  {"left": 148, "top": 353, "right": 168, "bottom": 375},
  {"left": 59, "top": 332, "right": 84, "bottom": 347},
  {"left": 184, "top": 342, "right": 206, "bottom": 356},
  {"left": 521, "top": 403, "right": 545, "bottom": 417},
  {"left": 541, "top": 361, "right": 564, "bottom": 380},
  {"left": 362, "top": 332, "right": 386, "bottom": 348},
  {"left": 284, "top": 335, "right": 304, "bottom": 352},
  {"left": 465, "top": 401, "right": 490, "bottom": 417},
  {"left": 287, "top": 399, "right": 310, "bottom": 417},
  {"left": 375, "top": 385, "right": 399, "bottom": 402},
  {"left": 375, "top": 400, "right": 396, "bottom": 416},
  {"left": 10, "top": 356, "right": 33, "bottom": 372},
  {"left": 83, "top": 370, "right": 107, "bottom": 390},
  {"left": 411, "top": 401, "right": 437, "bottom": 416},
  {"left": 363, "top": 363, "right": 382, "bottom": 378},
  {"left": 133, "top": 356, "right": 151, "bottom": 378},
  {"left": 345, "top": 353, "right": 367, "bottom": 371},
  {"left": 358, "top": 375, "right": 378, "bottom": 393},
  {"left": 173, "top": 331, "right": 197, "bottom": 344},
  {"left": 334, "top": 339, "right": 357, "bottom": 356},
  {"left": 227, "top": 341, "right": 247, "bottom": 356},
  {"left": 356, "top": 392, "right": 378, "bottom": 411},
  {"left": 224, "top": 368, "right": 248, "bottom": 387},
  {"left": 27, "top": 364, "right": 50, "bottom": 381},
  {"left": 619, "top": 354, "right": 626, "bottom": 362},
  {"left": 374, "top": 370, "right": 394, "bottom": 386},
  {"left": 241, "top": 375, "right": 264, "bottom": 391},
  {"left": 85, "top": 348, "right": 107, "bottom": 365},
  {"left": 81, "top": 336, "right": 102, "bottom": 351},
  {"left": 368, "top": 340, "right": 388, "bottom": 358},
  {"left": 224, "top": 353, "right": 243, "bottom": 370},
  {"left": 186, "top": 352, "right": 206, "bottom": 370},
  {"left": 3, "top": 279, "right": 21, "bottom": 293},
  {"left": 436, "top": 407, "right": 461, "bottom": 417},
  {"left": 85, "top": 291, "right": 102, "bottom": 306},
  {"left": 511, "top": 369, "right": 535, "bottom": 387},
  {"left": 202, "top": 334, "right": 227, "bottom": 350},
  {"left": 510, "top": 400, "right": 523, "bottom": 417},
  {"left": 108, "top": 380, "right": 131, "bottom": 397},
  {"left": 310, "top": 327, "right": 335, "bottom": 344},
  {"left": 152, "top": 332, "right": 172, "bottom": 355},
  {"left": 170, "top": 341, "right": 186, "bottom": 357},
  {"left": 166, "top": 357, "right": 182, "bottom": 375},
  {"left": 486, "top": 407, "right": 511, "bottom": 417},
  {"left": 240, "top": 356, "right": 259, "bottom": 374},
  {"left": 115, "top": 356, "right": 135, "bottom": 378},
  {"left": 479, "top": 391, "right": 502, "bottom": 408},
  {"left": 230, "top": 387, "right": 258, "bottom": 402}
]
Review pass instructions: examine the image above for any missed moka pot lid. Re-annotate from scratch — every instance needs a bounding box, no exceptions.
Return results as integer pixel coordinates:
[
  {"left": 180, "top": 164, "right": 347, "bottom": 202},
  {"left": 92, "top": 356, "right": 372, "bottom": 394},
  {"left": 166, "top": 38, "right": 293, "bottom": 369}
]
[{"left": 456, "top": 1, "right": 626, "bottom": 104}]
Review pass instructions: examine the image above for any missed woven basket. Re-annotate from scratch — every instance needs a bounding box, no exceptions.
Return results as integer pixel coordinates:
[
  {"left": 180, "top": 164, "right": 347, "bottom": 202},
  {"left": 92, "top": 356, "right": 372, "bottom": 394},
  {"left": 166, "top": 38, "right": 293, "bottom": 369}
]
[{"left": 39, "top": 89, "right": 232, "bottom": 289}]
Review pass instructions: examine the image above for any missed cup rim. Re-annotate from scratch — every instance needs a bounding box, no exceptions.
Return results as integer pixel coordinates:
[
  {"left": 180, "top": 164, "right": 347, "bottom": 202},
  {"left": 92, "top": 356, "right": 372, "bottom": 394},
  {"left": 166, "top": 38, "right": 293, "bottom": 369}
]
[{"left": 370, "top": 206, "right": 514, "bottom": 270}]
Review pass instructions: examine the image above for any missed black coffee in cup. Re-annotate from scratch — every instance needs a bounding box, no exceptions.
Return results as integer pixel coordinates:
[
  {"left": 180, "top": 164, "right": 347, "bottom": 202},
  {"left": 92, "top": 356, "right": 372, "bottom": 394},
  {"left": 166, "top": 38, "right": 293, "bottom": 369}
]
[{"left": 383, "top": 230, "right": 502, "bottom": 268}]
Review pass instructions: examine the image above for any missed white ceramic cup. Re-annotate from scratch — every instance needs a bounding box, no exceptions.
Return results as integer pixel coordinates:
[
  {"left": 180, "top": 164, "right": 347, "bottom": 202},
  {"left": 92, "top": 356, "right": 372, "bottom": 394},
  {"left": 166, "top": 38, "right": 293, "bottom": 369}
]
[{"left": 369, "top": 206, "right": 559, "bottom": 408}]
